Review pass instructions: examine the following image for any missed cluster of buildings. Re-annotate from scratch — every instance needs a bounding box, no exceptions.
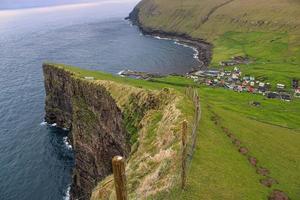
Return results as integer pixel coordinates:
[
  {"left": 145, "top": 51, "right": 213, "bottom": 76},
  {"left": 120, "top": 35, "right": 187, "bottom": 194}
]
[{"left": 189, "top": 67, "right": 300, "bottom": 102}]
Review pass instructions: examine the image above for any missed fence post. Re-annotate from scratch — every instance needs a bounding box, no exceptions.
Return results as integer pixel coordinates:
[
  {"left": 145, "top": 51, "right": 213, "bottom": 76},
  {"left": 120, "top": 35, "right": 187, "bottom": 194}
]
[
  {"left": 181, "top": 120, "right": 188, "bottom": 189},
  {"left": 112, "top": 156, "right": 128, "bottom": 200},
  {"left": 196, "top": 95, "right": 200, "bottom": 116}
]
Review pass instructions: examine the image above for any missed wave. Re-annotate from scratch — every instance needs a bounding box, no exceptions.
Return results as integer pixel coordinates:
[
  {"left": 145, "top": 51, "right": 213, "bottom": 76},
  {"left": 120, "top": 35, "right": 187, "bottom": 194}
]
[
  {"left": 151, "top": 35, "right": 199, "bottom": 60},
  {"left": 40, "top": 121, "right": 48, "bottom": 126},
  {"left": 63, "top": 185, "right": 71, "bottom": 200},
  {"left": 63, "top": 136, "right": 73, "bottom": 150},
  {"left": 174, "top": 41, "right": 199, "bottom": 60},
  {"left": 51, "top": 123, "right": 57, "bottom": 127}
]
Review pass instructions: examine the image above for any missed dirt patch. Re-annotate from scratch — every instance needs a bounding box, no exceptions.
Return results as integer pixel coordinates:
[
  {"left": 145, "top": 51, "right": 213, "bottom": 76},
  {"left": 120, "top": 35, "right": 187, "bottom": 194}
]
[
  {"left": 268, "top": 190, "right": 289, "bottom": 200},
  {"left": 211, "top": 115, "right": 220, "bottom": 125},
  {"left": 248, "top": 156, "right": 258, "bottom": 167},
  {"left": 221, "top": 126, "right": 229, "bottom": 133},
  {"left": 260, "top": 178, "right": 278, "bottom": 187},
  {"left": 228, "top": 133, "right": 236, "bottom": 141},
  {"left": 232, "top": 139, "right": 241, "bottom": 147},
  {"left": 239, "top": 147, "right": 249, "bottom": 155},
  {"left": 257, "top": 167, "right": 270, "bottom": 176}
]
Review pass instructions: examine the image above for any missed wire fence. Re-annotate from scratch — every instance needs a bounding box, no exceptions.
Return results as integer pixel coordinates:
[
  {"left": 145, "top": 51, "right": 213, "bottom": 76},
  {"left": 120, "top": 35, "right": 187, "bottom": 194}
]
[{"left": 184, "top": 86, "right": 201, "bottom": 167}]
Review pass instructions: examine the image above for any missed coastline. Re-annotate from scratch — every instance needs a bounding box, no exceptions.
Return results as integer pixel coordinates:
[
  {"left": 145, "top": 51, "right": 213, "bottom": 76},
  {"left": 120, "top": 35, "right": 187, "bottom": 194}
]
[{"left": 126, "top": 7, "right": 212, "bottom": 72}]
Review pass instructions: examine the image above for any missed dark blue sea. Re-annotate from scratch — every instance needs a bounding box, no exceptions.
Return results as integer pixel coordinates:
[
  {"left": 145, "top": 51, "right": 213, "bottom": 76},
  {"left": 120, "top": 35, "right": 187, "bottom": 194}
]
[{"left": 0, "top": 1, "right": 199, "bottom": 199}]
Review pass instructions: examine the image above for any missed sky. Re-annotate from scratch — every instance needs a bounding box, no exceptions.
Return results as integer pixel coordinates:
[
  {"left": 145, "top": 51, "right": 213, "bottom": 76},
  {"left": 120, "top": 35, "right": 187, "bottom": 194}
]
[{"left": 0, "top": 0, "right": 118, "bottom": 10}]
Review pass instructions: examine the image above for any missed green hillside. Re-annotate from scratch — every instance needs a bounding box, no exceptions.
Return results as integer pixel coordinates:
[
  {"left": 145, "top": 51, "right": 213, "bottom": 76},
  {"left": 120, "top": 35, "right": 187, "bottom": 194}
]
[
  {"left": 135, "top": 0, "right": 300, "bottom": 87},
  {"left": 124, "top": 0, "right": 300, "bottom": 199}
]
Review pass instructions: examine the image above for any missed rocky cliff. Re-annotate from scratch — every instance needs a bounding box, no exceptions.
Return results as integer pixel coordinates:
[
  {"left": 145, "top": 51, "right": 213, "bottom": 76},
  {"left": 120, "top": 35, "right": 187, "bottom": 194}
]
[
  {"left": 43, "top": 64, "right": 130, "bottom": 200},
  {"left": 43, "top": 64, "right": 189, "bottom": 200}
]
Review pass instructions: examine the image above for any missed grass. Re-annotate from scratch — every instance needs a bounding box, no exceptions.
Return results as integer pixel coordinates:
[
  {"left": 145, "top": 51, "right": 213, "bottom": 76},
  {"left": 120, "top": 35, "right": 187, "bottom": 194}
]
[
  {"left": 49, "top": 63, "right": 300, "bottom": 199},
  {"left": 137, "top": 0, "right": 300, "bottom": 88},
  {"left": 211, "top": 32, "right": 300, "bottom": 88},
  {"left": 46, "top": 0, "right": 300, "bottom": 199},
  {"left": 154, "top": 87, "right": 300, "bottom": 200}
]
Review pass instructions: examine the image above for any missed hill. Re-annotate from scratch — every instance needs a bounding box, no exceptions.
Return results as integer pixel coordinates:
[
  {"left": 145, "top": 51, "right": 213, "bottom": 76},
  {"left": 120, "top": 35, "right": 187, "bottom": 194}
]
[{"left": 133, "top": 0, "right": 300, "bottom": 87}]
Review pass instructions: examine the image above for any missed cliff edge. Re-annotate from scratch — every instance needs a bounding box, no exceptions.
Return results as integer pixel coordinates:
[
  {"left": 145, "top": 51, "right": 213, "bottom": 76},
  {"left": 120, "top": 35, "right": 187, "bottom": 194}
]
[{"left": 43, "top": 63, "right": 195, "bottom": 199}]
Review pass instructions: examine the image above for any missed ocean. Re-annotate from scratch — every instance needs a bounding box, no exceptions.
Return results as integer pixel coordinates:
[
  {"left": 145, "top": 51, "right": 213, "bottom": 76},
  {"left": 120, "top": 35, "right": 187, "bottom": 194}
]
[{"left": 0, "top": 1, "right": 199, "bottom": 199}]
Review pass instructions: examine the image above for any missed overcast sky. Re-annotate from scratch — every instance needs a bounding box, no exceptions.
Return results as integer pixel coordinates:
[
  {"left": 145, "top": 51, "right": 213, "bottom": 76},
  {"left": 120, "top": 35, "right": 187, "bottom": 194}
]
[{"left": 0, "top": 0, "right": 132, "bottom": 10}]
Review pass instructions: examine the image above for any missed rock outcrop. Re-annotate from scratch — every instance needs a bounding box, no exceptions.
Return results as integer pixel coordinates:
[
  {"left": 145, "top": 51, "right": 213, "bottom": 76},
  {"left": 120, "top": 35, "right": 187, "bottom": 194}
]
[{"left": 43, "top": 64, "right": 130, "bottom": 200}]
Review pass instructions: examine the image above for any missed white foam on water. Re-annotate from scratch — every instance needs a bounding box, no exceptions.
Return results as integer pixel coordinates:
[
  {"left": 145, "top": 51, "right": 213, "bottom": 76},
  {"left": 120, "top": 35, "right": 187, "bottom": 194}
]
[
  {"left": 153, "top": 36, "right": 172, "bottom": 41},
  {"left": 63, "top": 136, "right": 73, "bottom": 150},
  {"left": 174, "top": 41, "right": 199, "bottom": 60},
  {"left": 51, "top": 123, "right": 57, "bottom": 127},
  {"left": 152, "top": 35, "right": 199, "bottom": 61},
  {"left": 40, "top": 121, "right": 48, "bottom": 126},
  {"left": 117, "top": 70, "right": 126, "bottom": 77},
  {"left": 63, "top": 185, "right": 71, "bottom": 200}
]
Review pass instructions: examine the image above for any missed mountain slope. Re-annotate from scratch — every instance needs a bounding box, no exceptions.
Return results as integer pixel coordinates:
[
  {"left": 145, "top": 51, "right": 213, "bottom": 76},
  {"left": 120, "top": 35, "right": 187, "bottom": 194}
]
[
  {"left": 133, "top": 0, "right": 300, "bottom": 88},
  {"left": 135, "top": 0, "right": 300, "bottom": 40}
]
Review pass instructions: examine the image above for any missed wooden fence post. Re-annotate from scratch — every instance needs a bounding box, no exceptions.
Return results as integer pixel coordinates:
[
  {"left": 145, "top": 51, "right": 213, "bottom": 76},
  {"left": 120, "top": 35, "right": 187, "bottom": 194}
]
[
  {"left": 112, "top": 156, "right": 128, "bottom": 200},
  {"left": 181, "top": 120, "right": 188, "bottom": 189}
]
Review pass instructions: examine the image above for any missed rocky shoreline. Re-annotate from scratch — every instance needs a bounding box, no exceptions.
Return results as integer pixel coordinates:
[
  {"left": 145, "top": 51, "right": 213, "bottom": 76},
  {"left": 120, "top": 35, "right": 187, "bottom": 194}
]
[{"left": 126, "top": 7, "right": 212, "bottom": 72}]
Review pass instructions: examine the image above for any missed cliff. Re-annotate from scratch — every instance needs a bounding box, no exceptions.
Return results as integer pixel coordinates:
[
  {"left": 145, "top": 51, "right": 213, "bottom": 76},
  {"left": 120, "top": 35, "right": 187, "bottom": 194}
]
[
  {"left": 44, "top": 64, "right": 130, "bottom": 199},
  {"left": 43, "top": 64, "right": 194, "bottom": 199}
]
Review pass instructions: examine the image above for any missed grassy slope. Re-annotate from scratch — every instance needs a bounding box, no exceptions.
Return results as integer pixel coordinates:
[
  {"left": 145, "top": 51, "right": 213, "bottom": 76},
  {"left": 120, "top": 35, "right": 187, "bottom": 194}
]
[
  {"left": 133, "top": 2, "right": 300, "bottom": 198},
  {"left": 50, "top": 64, "right": 300, "bottom": 199}
]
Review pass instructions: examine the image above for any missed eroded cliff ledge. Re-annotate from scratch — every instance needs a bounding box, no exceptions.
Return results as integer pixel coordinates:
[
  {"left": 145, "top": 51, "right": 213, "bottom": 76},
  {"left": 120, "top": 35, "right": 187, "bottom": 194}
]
[
  {"left": 44, "top": 64, "right": 130, "bottom": 200},
  {"left": 43, "top": 64, "right": 189, "bottom": 200}
]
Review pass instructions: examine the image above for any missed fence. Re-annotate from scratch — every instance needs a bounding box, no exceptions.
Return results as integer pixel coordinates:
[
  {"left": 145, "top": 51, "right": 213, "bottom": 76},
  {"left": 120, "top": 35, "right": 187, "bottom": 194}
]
[{"left": 106, "top": 86, "right": 202, "bottom": 198}]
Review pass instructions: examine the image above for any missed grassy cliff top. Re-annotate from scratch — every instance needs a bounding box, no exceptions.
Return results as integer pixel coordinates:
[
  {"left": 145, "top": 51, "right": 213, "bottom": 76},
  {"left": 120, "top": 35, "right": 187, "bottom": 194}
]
[{"left": 45, "top": 63, "right": 300, "bottom": 199}]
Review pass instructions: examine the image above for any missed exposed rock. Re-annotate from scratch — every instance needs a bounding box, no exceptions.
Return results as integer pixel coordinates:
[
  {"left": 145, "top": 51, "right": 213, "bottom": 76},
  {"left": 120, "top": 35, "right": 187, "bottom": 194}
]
[
  {"left": 268, "top": 190, "right": 289, "bottom": 200},
  {"left": 239, "top": 147, "right": 249, "bottom": 155},
  {"left": 257, "top": 167, "right": 270, "bottom": 176},
  {"left": 248, "top": 156, "right": 258, "bottom": 166},
  {"left": 232, "top": 139, "right": 241, "bottom": 147},
  {"left": 260, "top": 178, "right": 278, "bottom": 187},
  {"left": 43, "top": 64, "right": 130, "bottom": 200}
]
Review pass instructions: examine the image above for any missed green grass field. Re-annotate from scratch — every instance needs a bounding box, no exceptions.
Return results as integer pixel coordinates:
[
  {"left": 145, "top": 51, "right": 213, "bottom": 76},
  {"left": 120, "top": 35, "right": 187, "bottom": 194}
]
[{"left": 52, "top": 64, "right": 300, "bottom": 199}]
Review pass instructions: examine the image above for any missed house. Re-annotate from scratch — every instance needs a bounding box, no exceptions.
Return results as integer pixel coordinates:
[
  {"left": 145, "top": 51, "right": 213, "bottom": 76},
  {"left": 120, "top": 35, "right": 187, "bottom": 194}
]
[
  {"left": 294, "top": 88, "right": 300, "bottom": 98},
  {"left": 277, "top": 83, "right": 285, "bottom": 90},
  {"left": 247, "top": 86, "right": 255, "bottom": 93},
  {"left": 224, "top": 71, "right": 231, "bottom": 76},
  {"left": 280, "top": 93, "right": 292, "bottom": 102},
  {"left": 266, "top": 92, "right": 280, "bottom": 99},
  {"left": 84, "top": 76, "right": 94, "bottom": 80},
  {"left": 258, "top": 82, "right": 266, "bottom": 93},
  {"left": 292, "top": 79, "right": 299, "bottom": 89},
  {"left": 232, "top": 73, "right": 239, "bottom": 80}
]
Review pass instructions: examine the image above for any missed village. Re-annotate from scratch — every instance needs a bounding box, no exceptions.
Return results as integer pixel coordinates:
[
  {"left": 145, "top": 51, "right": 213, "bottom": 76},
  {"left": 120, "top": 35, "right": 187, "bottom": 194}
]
[{"left": 188, "top": 64, "right": 300, "bottom": 102}]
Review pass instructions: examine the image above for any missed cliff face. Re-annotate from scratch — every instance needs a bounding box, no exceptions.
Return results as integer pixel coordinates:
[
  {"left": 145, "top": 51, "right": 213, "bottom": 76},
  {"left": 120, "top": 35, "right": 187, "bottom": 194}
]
[{"left": 43, "top": 64, "right": 130, "bottom": 200}]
